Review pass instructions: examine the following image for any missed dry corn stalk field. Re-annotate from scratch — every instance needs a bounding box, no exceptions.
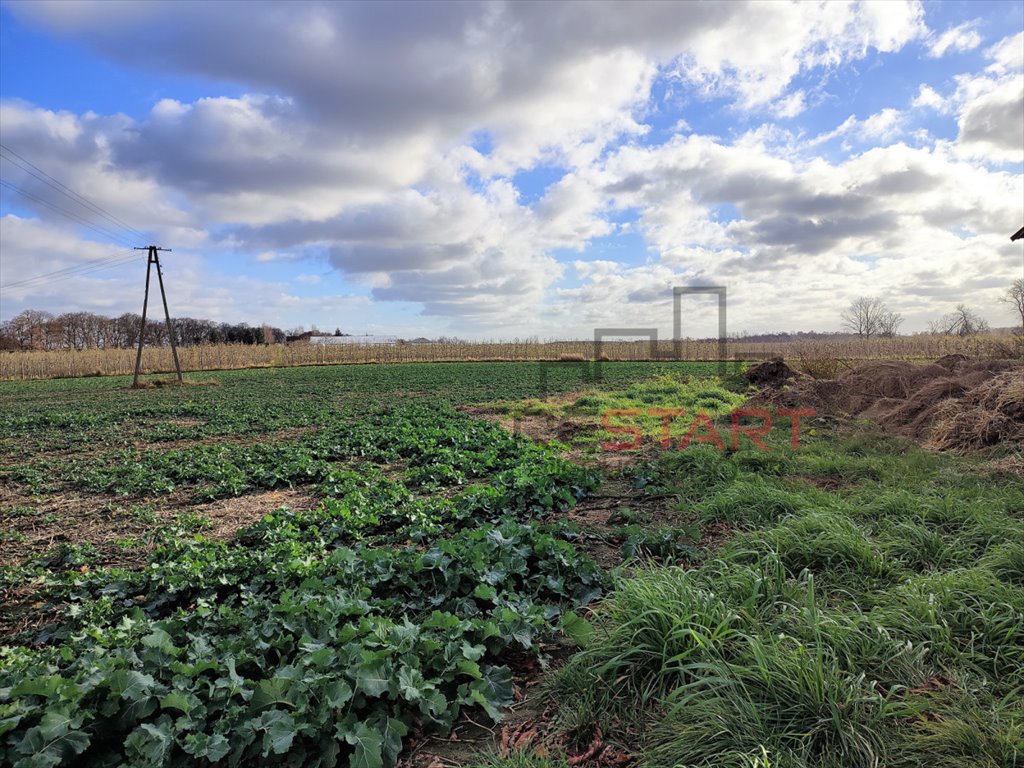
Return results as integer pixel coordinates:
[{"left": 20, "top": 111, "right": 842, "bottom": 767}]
[{"left": 0, "top": 334, "right": 1017, "bottom": 380}]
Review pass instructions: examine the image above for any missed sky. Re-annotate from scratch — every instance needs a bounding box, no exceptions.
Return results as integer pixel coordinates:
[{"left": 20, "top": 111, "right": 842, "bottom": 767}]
[{"left": 0, "top": 0, "right": 1022, "bottom": 340}]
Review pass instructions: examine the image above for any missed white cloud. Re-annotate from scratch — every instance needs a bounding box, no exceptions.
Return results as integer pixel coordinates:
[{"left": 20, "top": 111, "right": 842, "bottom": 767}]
[
  {"left": 673, "top": 0, "right": 925, "bottom": 110},
  {"left": 581, "top": 131, "right": 1022, "bottom": 331},
  {"left": 986, "top": 31, "right": 1024, "bottom": 74},
  {"left": 3, "top": 1, "right": 1018, "bottom": 337},
  {"left": 857, "top": 108, "right": 908, "bottom": 140},
  {"left": 0, "top": 214, "right": 383, "bottom": 331},
  {"left": 9, "top": 0, "right": 926, "bottom": 161},
  {"left": 772, "top": 90, "right": 807, "bottom": 119},
  {"left": 911, "top": 84, "right": 948, "bottom": 112},
  {"left": 927, "top": 21, "right": 983, "bottom": 58},
  {"left": 0, "top": 102, "right": 198, "bottom": 245},
  {"left": 809, "top": 107, "right": 909, "bottom": 147}
]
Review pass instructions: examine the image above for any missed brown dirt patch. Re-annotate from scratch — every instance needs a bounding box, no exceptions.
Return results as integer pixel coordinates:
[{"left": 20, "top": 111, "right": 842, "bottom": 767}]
[
  {"left": 186, "top": 487, "right": 321, "bottom": 541},
  {"left": 793, "top": 474, "right": 853, "bottom": 492},
  {"left": 0, "top": 485, "right": 320, "bottom": 568},
  {"left": 563, "top": 504, "right": 628, "bottom": 570},
  {"left": 161, "top": 417, "right": 206, "bottom": 428},
  {"left": 0, "top": 486, "right": 321, "bottom": 642}
]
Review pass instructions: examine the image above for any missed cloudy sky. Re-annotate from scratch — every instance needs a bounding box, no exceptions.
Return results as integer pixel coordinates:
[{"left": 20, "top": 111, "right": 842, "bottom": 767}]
[{"left": 1, "top": 0, "right": 1022, "bottom": 339}]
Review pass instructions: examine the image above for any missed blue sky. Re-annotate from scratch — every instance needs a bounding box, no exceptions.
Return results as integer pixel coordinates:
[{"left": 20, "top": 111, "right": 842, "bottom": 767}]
[{"left": 1, "top": 0, "right": 1021, "bottom": 338}]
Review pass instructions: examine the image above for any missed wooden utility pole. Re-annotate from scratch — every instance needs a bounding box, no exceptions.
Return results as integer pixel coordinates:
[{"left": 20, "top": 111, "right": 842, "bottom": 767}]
[{"left": 132, "top": 246, "right": 183, "bottom": 388}]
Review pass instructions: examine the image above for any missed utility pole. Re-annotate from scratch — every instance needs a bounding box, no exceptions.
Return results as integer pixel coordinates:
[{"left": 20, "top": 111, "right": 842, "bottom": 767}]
[{"left": 132, "top": 246, "right": 183, "bottom": 388}]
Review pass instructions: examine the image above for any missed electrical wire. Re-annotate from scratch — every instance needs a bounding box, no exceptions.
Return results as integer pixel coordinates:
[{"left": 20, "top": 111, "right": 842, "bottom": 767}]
[
  {"left": 0, "top": 143, "right": 152, "bottom": 244},
  {"left": 1, "top": 250, "right": 141, "bottom": 293},
  {"left": 0, "top": 145, "right": 164, "bottom": 297},
  {"left": 0, "top": 180, "right": 138, "bottom": 248},
  {"left": 3, "top": 249, "right": 140, "bottom": 287}
]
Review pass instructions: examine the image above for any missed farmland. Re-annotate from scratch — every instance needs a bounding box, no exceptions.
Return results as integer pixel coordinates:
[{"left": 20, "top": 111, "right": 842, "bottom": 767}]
[
  {"left": 1, "top": 361, "right": 1022, "bottom": 768},
  {"left": 0, "top": 333, "right": 1015, "bottom": 381}
]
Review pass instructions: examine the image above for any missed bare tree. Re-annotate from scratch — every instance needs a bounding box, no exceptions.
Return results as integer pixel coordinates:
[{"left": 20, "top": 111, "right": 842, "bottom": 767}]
[
  {"left": 1, "top": 308, "right": 286, "bottom": 350},
  {"left": 841, "top": 297, "right": 901, "bottom": 339},
  {"left": 1000, "top": 278, "right": 1024, "bottom": 333},
  {"left": 928, "top": 304, "right": 990, "bottom": 336},
  {"left": 114, "top": 313, "right": 142, "bottom": 348},
  {"left": 877, "top": 310, "right": 903, "bottom": 337},
  {"left": 8, "top": 310, "right": 54, "bottom": 350}
]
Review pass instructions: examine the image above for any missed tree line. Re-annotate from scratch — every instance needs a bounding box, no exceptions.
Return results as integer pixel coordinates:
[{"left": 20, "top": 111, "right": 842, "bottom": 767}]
[{"left": 0, "top": 309, "right": 286, "bottom": 352}]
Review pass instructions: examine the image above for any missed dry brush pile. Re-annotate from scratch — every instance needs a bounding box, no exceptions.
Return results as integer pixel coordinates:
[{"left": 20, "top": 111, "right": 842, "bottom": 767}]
[{"left": 756, "top": 356, "right": 1024, "bottom": 452}]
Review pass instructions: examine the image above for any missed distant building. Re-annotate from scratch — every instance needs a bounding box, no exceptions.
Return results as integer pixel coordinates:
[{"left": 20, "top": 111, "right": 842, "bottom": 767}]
[
  {"left": 309, "top": 334, "right": 398, "bottom": 345},
  {"left": 286, "top": 331, "right": 315, "bottom": 343}
]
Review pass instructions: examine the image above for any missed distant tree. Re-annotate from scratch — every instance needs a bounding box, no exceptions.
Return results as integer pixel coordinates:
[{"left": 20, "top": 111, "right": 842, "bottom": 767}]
[
  {"left": 114, "top": 313, "right": 142, "bottom": 348},
  {"left": 929, "top": 304, "right": 990, "bottom": 336},
  {"left": 7, "top": 310, "right": 53, "bottom": 350},
  {"left": 0, "top": 320, "right": 17, "bottom": 351},
  {"left": 1, "top": 308, "right": 284, "bottom": 349},
  {"left": 1000, "top": 278, "right": 1024, "bottom": 333},
  {"left": 334, "top": 327, "right": 342, "bottom": 336},
  {"left": 841, "top": 297, "right": 901, "bottom": 339},
  {"left": 877, "top": 310, "right": 903, "bottom": 338}
]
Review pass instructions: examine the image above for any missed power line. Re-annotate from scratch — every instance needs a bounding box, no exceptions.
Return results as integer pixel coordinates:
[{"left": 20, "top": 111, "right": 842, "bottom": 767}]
[
  {"left": 1, "top": 254, "right": 140, "bottom": 294},
  {"left": 0, "top": 143, "right": 152, "bottom": 243},
  {"left": 1, "top": 250, "right": 140, "bottom": 293},
  {"left": 0, "top": 180, "right": 138, "bottom": 248},
  {"left": 3, "top": 250, "right": 139, "bottom": 289}
]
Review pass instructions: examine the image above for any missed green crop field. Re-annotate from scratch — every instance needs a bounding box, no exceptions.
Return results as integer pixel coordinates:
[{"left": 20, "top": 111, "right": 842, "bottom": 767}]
[{"left": 0, "top": 362, "right": 1021, "bottom": 768}]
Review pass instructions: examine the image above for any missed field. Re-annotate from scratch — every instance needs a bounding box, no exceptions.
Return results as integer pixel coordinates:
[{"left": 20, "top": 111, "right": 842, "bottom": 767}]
[
  {"left": 0, "top": 333, "right": 1015, "bottom": 381},
  {"left": 0, "top": 362, "right": 1021, "bottom": 768}
]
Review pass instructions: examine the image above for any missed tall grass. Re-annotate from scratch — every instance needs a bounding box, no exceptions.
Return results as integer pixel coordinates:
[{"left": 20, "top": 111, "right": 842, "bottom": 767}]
[{"left": 546, "top": 425, "right": 1024, "bottom": 768}]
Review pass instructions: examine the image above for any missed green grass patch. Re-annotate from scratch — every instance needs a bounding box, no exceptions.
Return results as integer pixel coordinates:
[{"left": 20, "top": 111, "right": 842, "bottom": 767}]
[{"left": 549, "top": 422, "right": 1024, "bottom": 768}]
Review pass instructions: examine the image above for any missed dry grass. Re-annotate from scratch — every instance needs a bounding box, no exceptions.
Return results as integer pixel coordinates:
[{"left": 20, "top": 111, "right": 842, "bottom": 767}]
[
  {"left": 985, "top": 453, "right": 1024, "bottom": 477},
  {"left": 0, "top": 335, "right": 1015, "bottom": 381},
  {"left": 926, "top": 371, "right": 1024, "bottom": 451}
]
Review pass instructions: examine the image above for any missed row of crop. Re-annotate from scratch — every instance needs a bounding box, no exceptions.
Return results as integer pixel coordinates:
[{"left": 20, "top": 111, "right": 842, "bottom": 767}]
[
  {"left": 0, "top": 362, "right": 717, "bottom": 464},
  {"left": 1, "top": 404, "right": 604, "bottom": 768},
  {"left": 4, "top": 403, "right": 585, "bottom": 502}
]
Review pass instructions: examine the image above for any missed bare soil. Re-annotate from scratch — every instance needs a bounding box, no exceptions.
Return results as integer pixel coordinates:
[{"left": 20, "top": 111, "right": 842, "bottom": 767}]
[
  {"left": 0, "top": 485, "right": 321, "bottom": 642},
  {"left": 0, "top": 484, "right": 320, "bottom": 568}
]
